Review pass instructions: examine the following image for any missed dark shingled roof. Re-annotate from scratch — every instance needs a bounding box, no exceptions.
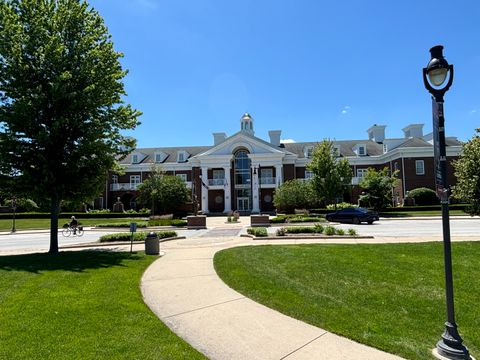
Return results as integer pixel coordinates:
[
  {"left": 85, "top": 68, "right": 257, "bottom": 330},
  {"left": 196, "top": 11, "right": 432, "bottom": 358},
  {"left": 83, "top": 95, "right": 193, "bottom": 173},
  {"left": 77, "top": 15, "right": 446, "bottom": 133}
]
[
  {"left": 120, "top": 146, "right": 212, "bottom": 164},
  {"left": 283, "top": 140, "right": 384, "bottom": 158}
]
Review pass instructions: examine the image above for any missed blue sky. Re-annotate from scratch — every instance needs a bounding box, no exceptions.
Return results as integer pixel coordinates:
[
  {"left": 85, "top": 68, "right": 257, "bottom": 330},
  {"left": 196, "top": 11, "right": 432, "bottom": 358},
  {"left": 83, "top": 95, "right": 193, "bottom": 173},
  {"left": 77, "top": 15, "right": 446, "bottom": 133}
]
[{"left": 90, "top": 0, "right": 480, "bottom": 147}]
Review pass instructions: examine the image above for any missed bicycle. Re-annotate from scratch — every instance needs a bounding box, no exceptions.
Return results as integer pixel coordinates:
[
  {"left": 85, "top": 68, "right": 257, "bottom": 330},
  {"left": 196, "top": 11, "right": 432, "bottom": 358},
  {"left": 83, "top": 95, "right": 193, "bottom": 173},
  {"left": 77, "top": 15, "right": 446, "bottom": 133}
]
[{"left": 62, "top": 226, "right": 84, "bottom": 237}]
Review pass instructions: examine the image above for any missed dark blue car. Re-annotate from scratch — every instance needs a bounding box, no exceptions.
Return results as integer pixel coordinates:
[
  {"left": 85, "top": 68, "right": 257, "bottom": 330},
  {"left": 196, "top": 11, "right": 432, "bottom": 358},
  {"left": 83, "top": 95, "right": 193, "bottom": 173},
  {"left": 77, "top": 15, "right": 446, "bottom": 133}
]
[{"left": 325, "top": 207, "right": 379, "bottom": 224}]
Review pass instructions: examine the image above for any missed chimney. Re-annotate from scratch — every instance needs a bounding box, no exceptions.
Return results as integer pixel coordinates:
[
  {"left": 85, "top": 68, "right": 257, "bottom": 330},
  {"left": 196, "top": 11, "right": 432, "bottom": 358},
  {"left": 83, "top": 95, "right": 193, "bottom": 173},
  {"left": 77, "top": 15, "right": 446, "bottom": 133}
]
[
  {"left": 268, "top": 130, "right": 282, "bottom": 146},
  {"left": 402, "top": 124, "right": 424, "bottom": 138},
  {"left": 213, "top": 132, "right": 227, "bottom": 146},
  {"left": 367, "top": 124, "right": 386, "bottom": 143}
]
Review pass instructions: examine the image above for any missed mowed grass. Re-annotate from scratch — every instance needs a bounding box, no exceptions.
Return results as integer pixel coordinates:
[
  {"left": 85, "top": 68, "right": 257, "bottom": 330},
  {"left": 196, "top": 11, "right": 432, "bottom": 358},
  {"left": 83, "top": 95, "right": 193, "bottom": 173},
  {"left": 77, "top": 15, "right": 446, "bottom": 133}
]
[
  {"left": 214, "top": 243, "right": 479, "bottom": 360},
  {"left": 0, "top": 218, "right": 148, "bottom": 231},
  {"left": 0, "top": 251, "right": 205, "bottom": 360}
]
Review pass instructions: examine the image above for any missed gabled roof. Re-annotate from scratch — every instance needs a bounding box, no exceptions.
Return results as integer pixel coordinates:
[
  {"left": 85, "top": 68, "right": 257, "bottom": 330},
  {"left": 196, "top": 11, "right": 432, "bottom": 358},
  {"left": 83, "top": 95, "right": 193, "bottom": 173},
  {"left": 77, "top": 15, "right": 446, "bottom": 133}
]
[
  {"left": 120, "top": 146, "right": 212, "bottom": 164},
  {"left": 283, "top": 140, "right": 384, "bottom": 158}
]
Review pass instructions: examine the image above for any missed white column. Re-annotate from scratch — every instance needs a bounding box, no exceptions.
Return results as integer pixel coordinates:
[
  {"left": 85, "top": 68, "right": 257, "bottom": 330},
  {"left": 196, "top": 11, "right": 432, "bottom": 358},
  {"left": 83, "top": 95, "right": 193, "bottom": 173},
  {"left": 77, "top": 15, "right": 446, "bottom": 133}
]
[
  {"left": 251, "top": 166, "right": 260, "bottom": 213},
  {"left": 275, "top": 164, "right": 283, "bottom": 187},
  {"left": 201, "top": 167, "right": 209, "bottom": 214},
  {"left": 223, "top": 166, "right": 232, "bottom": 213}
]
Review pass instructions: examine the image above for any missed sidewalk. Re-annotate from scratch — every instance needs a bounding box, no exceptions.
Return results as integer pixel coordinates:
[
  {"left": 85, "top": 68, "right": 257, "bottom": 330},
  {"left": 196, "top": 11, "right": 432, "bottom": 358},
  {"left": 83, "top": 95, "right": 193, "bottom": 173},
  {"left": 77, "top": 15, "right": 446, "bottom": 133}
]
[{"left": 141, "top": 236, "right": 408, "bottom": 360}]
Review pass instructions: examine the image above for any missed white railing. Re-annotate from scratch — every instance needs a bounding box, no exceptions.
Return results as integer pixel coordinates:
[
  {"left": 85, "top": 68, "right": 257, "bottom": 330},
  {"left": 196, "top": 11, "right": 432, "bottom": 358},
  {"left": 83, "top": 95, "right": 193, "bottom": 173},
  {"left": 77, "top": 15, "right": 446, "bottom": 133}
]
[
  {"left": 110, "top": 183, "right": 141, "bottom": 191},
  {"left": 259, "top": 177, "right": 276, "bottom": 185},
  {"left": 208, "top": 178, "right": 226, "bottom": 186}
]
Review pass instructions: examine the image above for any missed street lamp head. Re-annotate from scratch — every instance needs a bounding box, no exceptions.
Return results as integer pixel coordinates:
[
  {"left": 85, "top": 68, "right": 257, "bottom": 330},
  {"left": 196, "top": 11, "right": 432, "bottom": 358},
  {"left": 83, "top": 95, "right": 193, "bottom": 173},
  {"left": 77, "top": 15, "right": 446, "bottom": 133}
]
[
  {"left": 426, "top": 46, "right": 450, "bottom": 86},
  {"left": 422, "top": 45, "right": 454, "bottom": 101}
]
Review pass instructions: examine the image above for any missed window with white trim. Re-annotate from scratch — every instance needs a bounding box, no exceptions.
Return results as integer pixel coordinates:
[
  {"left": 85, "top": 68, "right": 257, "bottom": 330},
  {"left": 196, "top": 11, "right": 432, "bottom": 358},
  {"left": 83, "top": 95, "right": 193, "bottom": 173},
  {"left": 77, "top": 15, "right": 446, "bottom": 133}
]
[
  {"left": 357, "top": 168, "right": 368, "bottom": 178},
  {"left": 358, "top": 145, "right": 366, "bottom": 156},
  {"left": 176, "top": 173, "right": 187, "bottom": 182},
  {"left": 332, "top": 145, "right": 341, "bottom": 157},
  {"left": 212, "top": 169, "right": 224, "bottom": 179},
  {"left": 132, "top": 154, "right": 139, "bottom": 164},
  {"left": 177, "top": 151, "right": 189, "bottom": 163},
  {"left": 305, "top": 146, "right": 314, "bottom": 158},
  {"left": 415, "top": 160, "right": 425, "bottom": 175},
  {"left": 261, "top": 168, "right": 273, "bottom": 178},
  {"left": 112, "top": 175, "right": 118, "bottom": 184},
  {"left": 305, "top": 170, "right": 314, "bottom": 179},
  {"left": 155, "top": 153, "right": 163, "bottom": 163},
  {"left": 130, "top": 175, "right": 141, "bottom": 188}
]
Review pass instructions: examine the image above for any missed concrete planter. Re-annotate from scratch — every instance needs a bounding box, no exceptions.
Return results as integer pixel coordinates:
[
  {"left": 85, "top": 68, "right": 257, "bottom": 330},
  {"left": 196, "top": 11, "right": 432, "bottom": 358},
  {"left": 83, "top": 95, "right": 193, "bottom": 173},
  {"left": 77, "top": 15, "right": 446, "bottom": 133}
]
[
  {"left": 250, "top": 215, "right": 270, "bottom": 227},
  {"left": 187, "top": 215, "right": 207, "bottom": 229}
]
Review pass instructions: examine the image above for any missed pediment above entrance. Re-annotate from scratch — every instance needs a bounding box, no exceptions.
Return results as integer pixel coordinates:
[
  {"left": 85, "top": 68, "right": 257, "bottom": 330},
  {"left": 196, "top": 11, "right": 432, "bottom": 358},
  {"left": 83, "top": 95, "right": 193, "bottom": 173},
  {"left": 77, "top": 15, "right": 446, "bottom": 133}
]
[{"left": 193, "top": 132, "right": 293, "bottom": 158}]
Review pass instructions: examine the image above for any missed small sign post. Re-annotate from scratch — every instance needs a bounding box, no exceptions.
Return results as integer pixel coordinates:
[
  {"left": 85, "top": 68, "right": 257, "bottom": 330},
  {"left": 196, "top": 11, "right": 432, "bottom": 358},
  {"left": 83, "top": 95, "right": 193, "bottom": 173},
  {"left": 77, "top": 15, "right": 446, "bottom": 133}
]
[{"left": 129, "top": 222, "right": 137, "bottom": 253}]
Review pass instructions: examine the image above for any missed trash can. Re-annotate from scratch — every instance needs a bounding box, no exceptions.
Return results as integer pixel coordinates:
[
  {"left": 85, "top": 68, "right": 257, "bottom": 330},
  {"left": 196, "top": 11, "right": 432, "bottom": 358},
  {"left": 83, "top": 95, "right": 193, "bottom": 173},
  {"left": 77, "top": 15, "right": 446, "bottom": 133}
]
[{"left": 145, "top": 232, "right": 159, "bottom": 255}]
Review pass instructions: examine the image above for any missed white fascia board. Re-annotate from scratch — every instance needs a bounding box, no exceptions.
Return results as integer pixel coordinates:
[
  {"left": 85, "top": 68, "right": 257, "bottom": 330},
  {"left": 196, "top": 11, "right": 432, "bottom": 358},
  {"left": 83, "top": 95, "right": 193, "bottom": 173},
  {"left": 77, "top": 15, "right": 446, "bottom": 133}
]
[
  {"left": 248, "top": 153, "right": 285, "bottom": 167},
  {"left": 197, "top": 132, "right": 286, "bottom": 157},
  {"left": 197, "top": 154, "right": 235, "bottom": 168},
  {"left": 123, "top": 162, "right": 193, "bottom": 172}
]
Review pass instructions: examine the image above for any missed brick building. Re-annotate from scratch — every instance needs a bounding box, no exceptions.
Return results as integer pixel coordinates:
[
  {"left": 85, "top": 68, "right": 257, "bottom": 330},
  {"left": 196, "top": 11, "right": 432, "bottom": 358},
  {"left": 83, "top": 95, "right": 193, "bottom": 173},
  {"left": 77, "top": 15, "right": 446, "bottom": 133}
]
[{"left": 99, "top": 114, "right": 462, "bottom": 213}]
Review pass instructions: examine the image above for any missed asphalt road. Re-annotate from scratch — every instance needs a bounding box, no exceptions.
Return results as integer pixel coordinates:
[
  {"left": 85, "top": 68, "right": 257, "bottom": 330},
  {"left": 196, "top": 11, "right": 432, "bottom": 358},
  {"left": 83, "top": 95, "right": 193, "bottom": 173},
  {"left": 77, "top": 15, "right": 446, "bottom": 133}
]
[
  {"left": 334, "top": 218, "right": 480, "bottom": 237},
  {"left": 0, "top": 218, "right": 479, "bottom": 254}
]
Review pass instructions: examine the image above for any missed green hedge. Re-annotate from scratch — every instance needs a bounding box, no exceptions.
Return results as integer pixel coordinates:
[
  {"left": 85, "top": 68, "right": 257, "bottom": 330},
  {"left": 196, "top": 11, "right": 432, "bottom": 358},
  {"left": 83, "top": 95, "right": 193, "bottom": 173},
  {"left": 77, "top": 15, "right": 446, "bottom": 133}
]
[
  {"left": 270, "top": 215, "right": 324, "bottom": 223},
  {"left": 148, "top": 219, "right": 187, "bottom": 227},
  {"left": 247, "top": 227, "right": 268, "bottom": 237},
  {"left": 99, "top": 231, "right": 177, "bottom": 243},
  {"left": 96, "top": 222, "right": 148, "bottom": 228}
]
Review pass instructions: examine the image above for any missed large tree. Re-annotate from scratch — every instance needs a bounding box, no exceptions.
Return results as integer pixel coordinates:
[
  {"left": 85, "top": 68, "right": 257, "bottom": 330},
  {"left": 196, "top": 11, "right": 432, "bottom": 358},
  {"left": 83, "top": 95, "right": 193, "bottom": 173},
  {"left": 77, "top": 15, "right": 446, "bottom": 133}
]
[
  {"left": 307, "top": 140, "right": 352, "bottom": 207},
  {"left": 0, "top": 0, "right": 140, "bottom": 253},
  {"left": 136, "top": 167, "right": 190, "bottom": 215},
  {"left": 359, "top": 167, "right": 399, "bottom": 211},
  {"left": 273, "top": 179, "right": 317, "bottom": 214},
  {"left": 453, "top": 128, "right": 480, "bottom": 215}
]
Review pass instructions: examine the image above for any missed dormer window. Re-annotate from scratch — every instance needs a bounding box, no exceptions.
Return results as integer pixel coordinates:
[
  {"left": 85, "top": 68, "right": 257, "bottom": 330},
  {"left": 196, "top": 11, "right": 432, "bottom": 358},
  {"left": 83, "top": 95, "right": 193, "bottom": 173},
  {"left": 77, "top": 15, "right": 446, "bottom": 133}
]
[
  {"left": 332, "top": 145, "right": 341, "bottom": 157},
  {"left": 132, "top": 154, "right": 139, "bottom": 164},
  {"left": 154, "top": 152, "right": 167, "bottom": 163},
  {"left": 304, "top": 146, "right": 314, "bottom": 158},
  {"left": 354, "top": 144, "right": 366, "bottom": 156},
  {"left": 177, "top": 150, "right": 189, "bottom": 163},
  {"left": 383, "top": 144, "right": 388, "bottom": 153}
]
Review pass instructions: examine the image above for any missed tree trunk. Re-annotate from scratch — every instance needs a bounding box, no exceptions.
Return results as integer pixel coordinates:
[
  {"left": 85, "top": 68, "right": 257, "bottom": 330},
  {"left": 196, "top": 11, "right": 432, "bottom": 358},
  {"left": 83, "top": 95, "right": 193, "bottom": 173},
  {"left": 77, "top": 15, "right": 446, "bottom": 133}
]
[{"left": 49, "top": 195, "right": 60, "bottom": 254}]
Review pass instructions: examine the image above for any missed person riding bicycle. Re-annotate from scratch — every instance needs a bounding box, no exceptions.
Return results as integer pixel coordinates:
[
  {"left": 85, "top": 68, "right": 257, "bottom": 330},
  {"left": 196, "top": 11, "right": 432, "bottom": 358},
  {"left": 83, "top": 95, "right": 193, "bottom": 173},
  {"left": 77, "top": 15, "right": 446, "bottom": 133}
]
[{"left": 69, "top": 216, "right": 78, "bottom": 235}]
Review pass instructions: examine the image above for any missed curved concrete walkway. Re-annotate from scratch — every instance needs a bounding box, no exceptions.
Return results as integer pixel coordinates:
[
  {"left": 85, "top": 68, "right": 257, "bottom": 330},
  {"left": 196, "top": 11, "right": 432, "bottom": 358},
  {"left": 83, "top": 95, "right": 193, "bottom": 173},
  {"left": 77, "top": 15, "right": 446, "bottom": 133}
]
[{"left": 141, "top": 234, "right": 408, "bottom": 360}]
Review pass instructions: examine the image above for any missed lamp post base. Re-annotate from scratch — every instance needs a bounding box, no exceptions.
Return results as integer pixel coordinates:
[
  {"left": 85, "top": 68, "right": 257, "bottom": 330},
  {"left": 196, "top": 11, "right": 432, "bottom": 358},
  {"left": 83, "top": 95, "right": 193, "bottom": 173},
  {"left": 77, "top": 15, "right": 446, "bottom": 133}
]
[{"left": 433, "top": 322, "right": 471, "bottom": 360}]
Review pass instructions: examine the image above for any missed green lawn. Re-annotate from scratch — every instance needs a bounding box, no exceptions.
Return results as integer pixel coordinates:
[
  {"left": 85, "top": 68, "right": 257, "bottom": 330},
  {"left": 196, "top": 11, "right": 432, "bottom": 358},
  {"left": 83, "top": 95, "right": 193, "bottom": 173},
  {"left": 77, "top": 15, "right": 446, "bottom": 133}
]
[
  {"left": 0, "top": 251, "right": 205, "bottom": 360},
  {"left": 214, "top": 243, "right": 479, "bottom": 360},
  {"left": 0, "top": 218, "right": 148, "bottom": 231}
]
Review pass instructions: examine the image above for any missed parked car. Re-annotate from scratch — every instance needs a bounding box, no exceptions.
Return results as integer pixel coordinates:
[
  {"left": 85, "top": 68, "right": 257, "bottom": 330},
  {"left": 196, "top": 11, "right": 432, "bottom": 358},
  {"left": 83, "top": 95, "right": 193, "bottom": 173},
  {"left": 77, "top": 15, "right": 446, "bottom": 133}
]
[{"left": 325, "top": 207, "right": 379, "bottom": 224}]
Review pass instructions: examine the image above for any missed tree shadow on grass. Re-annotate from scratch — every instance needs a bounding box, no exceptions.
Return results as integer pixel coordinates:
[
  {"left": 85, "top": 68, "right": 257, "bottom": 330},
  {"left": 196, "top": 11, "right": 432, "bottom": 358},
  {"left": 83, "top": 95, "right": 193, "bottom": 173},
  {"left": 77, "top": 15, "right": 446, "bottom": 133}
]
[{"left": 0, "top": 250, "right": 146, "bottom": 273}]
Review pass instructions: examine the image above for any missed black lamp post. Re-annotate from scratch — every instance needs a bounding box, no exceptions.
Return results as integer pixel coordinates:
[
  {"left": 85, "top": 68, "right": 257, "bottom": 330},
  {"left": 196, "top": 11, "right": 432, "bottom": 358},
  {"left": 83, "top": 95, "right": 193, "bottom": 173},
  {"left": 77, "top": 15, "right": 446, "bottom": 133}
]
[
  {"left": 11, "top": 196, "right": 17, "bottom": 233},
  {"left": 423, "top": 45, "right": 471, "bottom": 360}
]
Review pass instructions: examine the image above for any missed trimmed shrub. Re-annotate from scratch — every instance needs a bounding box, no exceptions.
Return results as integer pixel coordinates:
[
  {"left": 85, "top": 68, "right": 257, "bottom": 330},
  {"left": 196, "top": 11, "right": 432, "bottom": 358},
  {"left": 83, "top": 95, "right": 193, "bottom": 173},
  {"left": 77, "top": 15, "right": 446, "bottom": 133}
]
[
  {"left": 287, "top": 216, "right": 324, "bottom": 223},
  {"left": 247, "top": 227, "right": 268, "bottom": 237},
  {"left": 348, "top": 228, "right": 357, "bottom": 236},
  {"left": 99, "top": 231, "right": 177, "bottom": 243},
  {"left": 270, "top": 215, "right": 289, "bottom": 223},
  {"left": 326, "top": 202, "right": 358, "bottom": 210},
  {"left": 407, "top": 187, "right": 439, "bottom": 206},
  {"left": 324, "top": 226, "right": 336, "bottom": 236},
  {"left": 87, "top": 209, "right": 111, "bottom": 214},
  {"left": 285, "top": 226, "right": 316, "bottom": 234},
  {"left": 335, "top": 228, "right": 345, "bottom": 235},
  {"left": 313, "top": 223, "right": 324, "bottom": 233}
]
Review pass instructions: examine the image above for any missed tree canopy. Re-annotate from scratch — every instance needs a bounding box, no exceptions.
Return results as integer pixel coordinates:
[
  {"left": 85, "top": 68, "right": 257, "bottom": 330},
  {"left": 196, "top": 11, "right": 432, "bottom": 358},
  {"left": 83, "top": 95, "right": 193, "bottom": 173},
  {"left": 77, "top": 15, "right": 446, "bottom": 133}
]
[
  {"left": 307, "top": 140, "right": 352, "bottom": 207},
  {"left": 273, "top": 179, "right": 316, "bottom": 214},
  {"left": 359, "top": 167, "right": 399, "bottom": 211},
  {"left": 0, "top": 0, "right": 141, "bottom": 252},
  {"left": 136, "top": 167, "right": 190, "bottom": 215},
  {"left": 453, "top": 128, "right": 480, "bottom": 215}
]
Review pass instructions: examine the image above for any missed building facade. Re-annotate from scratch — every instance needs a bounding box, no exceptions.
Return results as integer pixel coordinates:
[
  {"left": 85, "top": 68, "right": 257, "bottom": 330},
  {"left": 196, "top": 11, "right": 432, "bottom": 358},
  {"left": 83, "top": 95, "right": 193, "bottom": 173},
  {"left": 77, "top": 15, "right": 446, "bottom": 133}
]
[{"left": 101, "top": 114, "right": 462, "bottom": 213}]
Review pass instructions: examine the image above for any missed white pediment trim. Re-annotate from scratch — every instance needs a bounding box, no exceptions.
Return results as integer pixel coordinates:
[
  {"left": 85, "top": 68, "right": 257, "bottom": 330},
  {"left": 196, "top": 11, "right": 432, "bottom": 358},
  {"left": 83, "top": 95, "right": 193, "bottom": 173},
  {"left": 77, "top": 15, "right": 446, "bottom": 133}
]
[{"left": 194, "top": 132, "right": 289, "bottom": 158}]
